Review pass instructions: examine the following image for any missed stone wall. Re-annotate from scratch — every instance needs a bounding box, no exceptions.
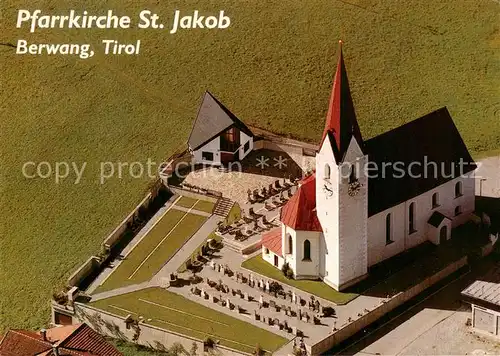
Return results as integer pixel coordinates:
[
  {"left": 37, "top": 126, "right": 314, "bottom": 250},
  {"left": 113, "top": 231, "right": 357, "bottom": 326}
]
[
  {"left": 309, "top": 256, "right": 468, "bottom": 355},
  {"left": 67, "top": 256, "right": 101, "bottom": 287},
  {"left": 74, "top": 303, "right": 246, "bottom": 356},
  {"left": 102, "top": 192, "right": 153, "bottom": 250}
]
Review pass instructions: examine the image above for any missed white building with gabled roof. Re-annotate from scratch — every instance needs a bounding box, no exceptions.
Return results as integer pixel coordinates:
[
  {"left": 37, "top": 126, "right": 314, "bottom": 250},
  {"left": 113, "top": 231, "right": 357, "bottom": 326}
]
[{"left": 188, "top": 91, "right": 254, "bottom": 166}]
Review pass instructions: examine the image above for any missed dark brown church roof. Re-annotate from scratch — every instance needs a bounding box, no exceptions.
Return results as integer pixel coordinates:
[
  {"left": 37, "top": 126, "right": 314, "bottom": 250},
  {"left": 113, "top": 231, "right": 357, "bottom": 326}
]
[
  {"left": 188, "top": 91, "right": 253, "bottom": 151},
  {"left": 365, "top": 107, "right": 476, "bottom": 216}
]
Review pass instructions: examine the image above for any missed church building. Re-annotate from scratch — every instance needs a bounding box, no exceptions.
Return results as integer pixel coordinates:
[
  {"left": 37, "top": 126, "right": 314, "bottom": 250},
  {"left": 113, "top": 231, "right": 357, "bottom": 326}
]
[{"left": 261, "top": 41, "right": 477, "bottom": 291}]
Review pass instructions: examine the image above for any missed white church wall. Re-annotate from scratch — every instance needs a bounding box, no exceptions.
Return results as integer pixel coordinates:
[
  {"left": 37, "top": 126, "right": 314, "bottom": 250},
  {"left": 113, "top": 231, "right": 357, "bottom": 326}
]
[
  {"left": 192, "top": 137, "right": 221, "bottom": 165},
  {"left": 336, "top": 137, "right": 368, "bottom": 288},
  {"left": 315, "top": 134, "right": 340, "bottom": 285},
  {"left": 293, "top": 230, "right": 322, "bottom": 279},
  {"left": 262, "top": 246, "right": 284, "bottom": 269},
  {"left": 282, "top": 225, "right": 297, "bottom": 273},
  {"left": 367, "top": 203, "right": 406, "bottom": 266},
  {"left": 366, "top": 172, "right": 475, "bottom": 266},
  {"left": 238, "top": 131, "right": 253, "bottom": 160}
]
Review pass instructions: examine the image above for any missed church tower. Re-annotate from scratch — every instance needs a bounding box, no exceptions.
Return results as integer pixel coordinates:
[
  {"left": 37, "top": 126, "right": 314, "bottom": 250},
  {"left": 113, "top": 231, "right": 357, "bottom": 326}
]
[{"left": 315, "top": 41, "right": 368, "bottom": 290}]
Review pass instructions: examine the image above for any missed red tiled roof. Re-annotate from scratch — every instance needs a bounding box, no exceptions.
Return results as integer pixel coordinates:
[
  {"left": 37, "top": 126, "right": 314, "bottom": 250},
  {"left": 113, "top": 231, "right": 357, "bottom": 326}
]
[
  {"left": 261, "top": 227, "right": 282, "bottom": 256},
  {"left": 60, "top": 324, "right": 121, "bottom": 356},
  {"left": 321, "top": 41, "right": 363, "bottom": 163},
  {"left": 280, "top": 174, "right": 322, "bottom": 232},
  {"left": 0, "top": 330, "right": 50, "bottom": 356},
  {"left": 0, "top": 324, "right": 121, "bottom": 356}
]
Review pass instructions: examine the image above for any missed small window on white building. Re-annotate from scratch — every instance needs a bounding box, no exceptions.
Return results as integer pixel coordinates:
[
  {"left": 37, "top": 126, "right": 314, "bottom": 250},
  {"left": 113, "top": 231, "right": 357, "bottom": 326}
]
[
  {"left": 324, "top": 164, "right": 331, "bottom": 180},
  {"left": 202, "top": 151, "right": 214, "bottom": 161},
  {"left": 409, "top": 202, "right": 416, "bottom": 234},
  {"left": 349, "top": 164, "right": 357, "bottom": 184},
  {"left": 265, "top": 247, "right": 269, "bottom": 254},
  {"left": 455, "top": 205, "right": 462, "bottom": 216},
  {"left": 303, "top": 240, "right": 311, "bottom": 261},
  {"left": 287, "top": 234, "right": 293, "bottom": 255},
  {"left": 386, "top": 213, "right": 393, "bottom": 245},
  {"left": 244, "top": 141, "right": 250, "bottom": 153},
  {"left": 432, "top": 192, "right": 439, "bottom": 208},
  {"left": 455, "top": 181, "right": 463, "bottom": 198}
]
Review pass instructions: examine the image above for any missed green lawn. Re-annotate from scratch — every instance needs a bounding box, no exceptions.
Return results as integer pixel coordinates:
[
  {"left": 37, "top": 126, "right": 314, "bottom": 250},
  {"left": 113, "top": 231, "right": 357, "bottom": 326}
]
[
  {"left": 242, "top": 255, "right": 358, "bottom": 305},
  {"left": 95, "top": 210, "right": 207, "bottom": 293},
  {"left": 175, "top": 196, "right": 199, "bottom": 209},
  {"left": 1, "top": 0, "right": 498, "bottom": 332},
  {"left": 225, "top": 202, "right": 242, "bottom": 225},
  {"left": 175, "top": 196, "right": 215, "bottom": 214},
  {"left": 90, "top": 288, "right": 288, "bottom": 354},
  {"left": 192, "top": 200, "right": 215, "bottom": 214}
]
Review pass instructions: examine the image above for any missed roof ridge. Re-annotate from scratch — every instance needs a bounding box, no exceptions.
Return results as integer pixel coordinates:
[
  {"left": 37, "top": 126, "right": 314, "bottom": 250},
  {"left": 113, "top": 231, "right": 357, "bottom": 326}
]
[
  {"left": 366, "top": 106, "right": 449, "bottom": 143},
  {"left": 10, "top": 329, "right": 52, "bottom": 347}
]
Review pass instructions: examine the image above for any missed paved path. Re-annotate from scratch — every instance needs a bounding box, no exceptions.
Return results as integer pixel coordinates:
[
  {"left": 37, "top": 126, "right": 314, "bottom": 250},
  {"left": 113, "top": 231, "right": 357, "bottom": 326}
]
[
  {"left": 86, "top": 196, "right": 180, "bottom": 294},
  {"left": 338, "top": 258, "right": 500, "bottom": 356},
  {"left": 170, "top": 205, "right": 212, "bottom": 217},
  {"left": 152, "top": 214, "right": 223, "bottom": 282},
  {"left": 91, "top": 281, "right": 154, "bottom": 302}
]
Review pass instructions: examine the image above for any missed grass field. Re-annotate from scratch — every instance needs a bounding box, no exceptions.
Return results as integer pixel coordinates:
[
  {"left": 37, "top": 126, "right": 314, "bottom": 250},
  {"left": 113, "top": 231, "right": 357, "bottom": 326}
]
[
  {"left": 1, "top": 0, "right": 498, "bottom": 332},
  {"left": 90, "top": 288, "right": 288, "bottom": 354},
  {"left": 242, "top": 255, "right": 358, "bottom": 304},
  {"left": 177, "top": 197, "right": 216, "bottom": 214},
  {"left": 95, "top": 204, "right": 207, "bottom": 293}
]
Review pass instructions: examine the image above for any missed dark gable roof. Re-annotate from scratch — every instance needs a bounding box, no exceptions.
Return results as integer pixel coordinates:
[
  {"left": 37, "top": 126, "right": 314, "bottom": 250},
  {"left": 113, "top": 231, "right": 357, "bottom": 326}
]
[
  {"left": 365, "top": 107, "right": 476, "bottom": 216},
  {"left": 428, "top": 211, "right": 449, "bottom": 227},
  {"left": 188, "top": 91, "right": 253, "bottom": 151}
]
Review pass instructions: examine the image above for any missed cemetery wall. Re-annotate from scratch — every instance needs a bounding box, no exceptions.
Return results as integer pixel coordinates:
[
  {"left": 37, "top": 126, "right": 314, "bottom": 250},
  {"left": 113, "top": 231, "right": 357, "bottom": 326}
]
[
  {"left": 74, "top": 302, "right": 247, "bottom": 356},
  {"left": 309, "top": 256, "right": 468, "bottom": 355}
]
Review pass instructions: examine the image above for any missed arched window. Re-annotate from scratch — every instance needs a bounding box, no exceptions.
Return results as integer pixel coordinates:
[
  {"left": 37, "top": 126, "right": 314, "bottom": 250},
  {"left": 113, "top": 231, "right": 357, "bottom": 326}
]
[
  {"left": 324, "top": 164, "right": 331, "bottom": 180},
  {"left": 432, "top": 192, "right": 439, "bottom": 208},
  {"left": 287, "top": 234, "right": 293, "bottom": 255},
  {"left": 303, "top": 240, "right": 311, "bottom": 261},
  {"left": 455, "top": 181, "right": 462, "bottom": 198},
  {"left": 409, "top": 202, "right": 416, "bottom": 233},
  {"left": 385, "top": 213, "right": 392, "bottom": 244},
  {"left": 455, "top": 205, "right": 462, "bottom": 216},
  {"left": 349, "top": 164, "right": 357, "bottom": 184}
]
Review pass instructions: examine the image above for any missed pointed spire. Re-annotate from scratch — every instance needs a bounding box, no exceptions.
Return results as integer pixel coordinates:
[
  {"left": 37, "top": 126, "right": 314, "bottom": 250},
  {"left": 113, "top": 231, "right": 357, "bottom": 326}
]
[{"left": 322, "top": 41, "right": 363, "bottom": 162}]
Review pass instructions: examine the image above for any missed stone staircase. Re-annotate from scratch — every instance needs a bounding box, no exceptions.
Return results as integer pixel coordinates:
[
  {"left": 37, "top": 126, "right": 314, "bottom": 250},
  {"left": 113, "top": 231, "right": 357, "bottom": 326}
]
[{"left": 213, "top": 197, "right": 233, "bottom": 218}]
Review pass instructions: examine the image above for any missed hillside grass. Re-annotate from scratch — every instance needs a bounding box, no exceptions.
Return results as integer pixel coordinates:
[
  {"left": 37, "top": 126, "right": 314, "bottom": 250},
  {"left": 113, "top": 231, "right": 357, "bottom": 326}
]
[{"left": 0, "top": 0, "right": 499, "bottom": 332}]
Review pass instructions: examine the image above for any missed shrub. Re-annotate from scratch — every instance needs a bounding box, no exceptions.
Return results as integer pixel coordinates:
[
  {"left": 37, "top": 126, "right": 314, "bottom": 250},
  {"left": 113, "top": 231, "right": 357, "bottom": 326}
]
[
  {"left": 281, "top": 262, "right": 294, "bottom": 279},
  {"left": 322, "top": 306, "right": 336, "bottom": 317},
  {"left": 254, "top": 344, "right": 265, "bottom": 356},
  {"left": 52, "top": 291, "right": 68, "bottom": 305}
]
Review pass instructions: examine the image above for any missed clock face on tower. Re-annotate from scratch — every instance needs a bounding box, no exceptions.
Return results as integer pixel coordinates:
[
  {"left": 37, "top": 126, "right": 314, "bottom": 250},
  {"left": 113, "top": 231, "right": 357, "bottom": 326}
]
[{"left": 323, "top": 182, "right": 333, "bottom": 198}]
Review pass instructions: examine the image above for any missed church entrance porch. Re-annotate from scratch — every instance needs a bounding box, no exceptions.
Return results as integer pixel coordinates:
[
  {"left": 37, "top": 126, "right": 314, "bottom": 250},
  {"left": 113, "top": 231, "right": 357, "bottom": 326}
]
[{"left": 440, "top": 225, "right": 448, "bottom": 244}]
